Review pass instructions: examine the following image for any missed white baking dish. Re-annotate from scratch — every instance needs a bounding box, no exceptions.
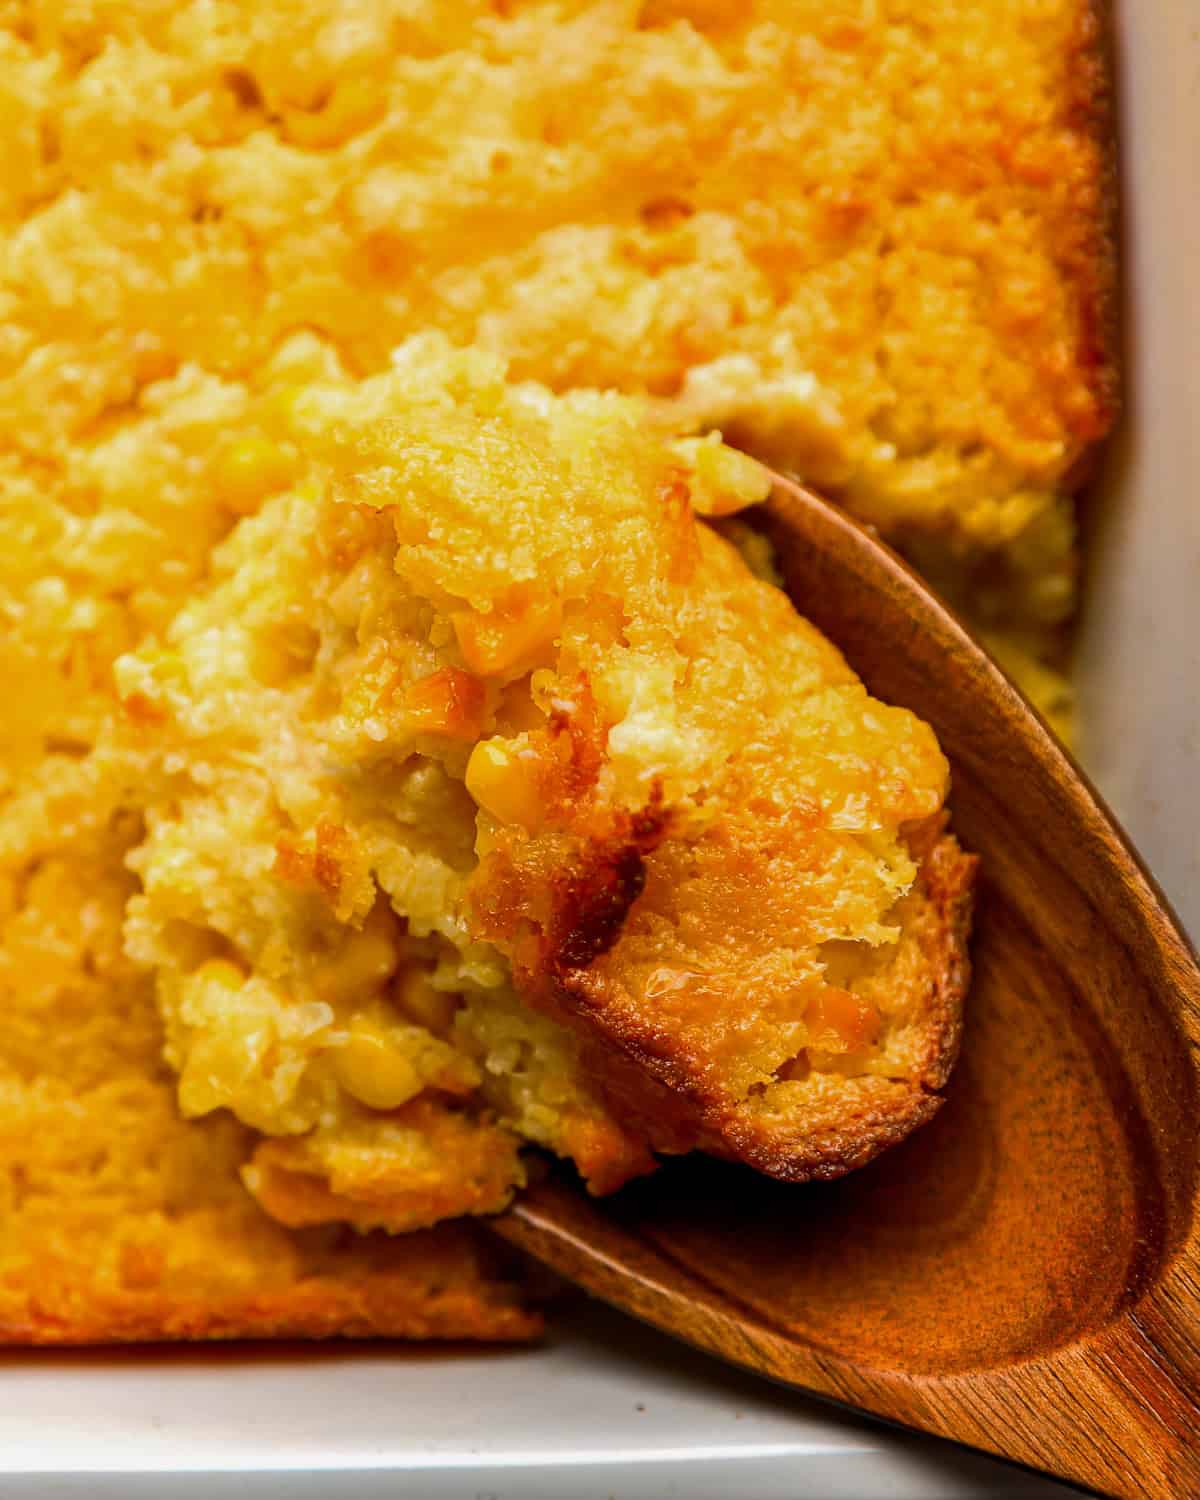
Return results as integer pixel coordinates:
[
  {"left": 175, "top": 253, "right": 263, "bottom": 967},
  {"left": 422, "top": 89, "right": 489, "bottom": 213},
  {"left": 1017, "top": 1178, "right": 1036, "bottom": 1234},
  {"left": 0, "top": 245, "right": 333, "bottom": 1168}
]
[
  {"left": 4, "top": 4, "right": 1194, "bottom": 1496},
  {"left": 1076, "top": 2, "right": 1200, "bottom": 939}
]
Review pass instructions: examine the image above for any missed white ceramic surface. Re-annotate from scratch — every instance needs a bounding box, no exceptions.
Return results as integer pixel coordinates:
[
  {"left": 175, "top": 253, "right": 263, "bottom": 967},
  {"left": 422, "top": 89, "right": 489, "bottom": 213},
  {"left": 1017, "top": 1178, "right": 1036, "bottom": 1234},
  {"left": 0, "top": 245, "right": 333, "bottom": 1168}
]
[
  {"left": 0, "top": 1303, "right": 1067, "bottom": 1498},
  {"left": 1077, "top": 0, "right": 1200, "bottom": 939},
  {"left": 12, "top": 5, "right": 1196, "bottom": 1496}
]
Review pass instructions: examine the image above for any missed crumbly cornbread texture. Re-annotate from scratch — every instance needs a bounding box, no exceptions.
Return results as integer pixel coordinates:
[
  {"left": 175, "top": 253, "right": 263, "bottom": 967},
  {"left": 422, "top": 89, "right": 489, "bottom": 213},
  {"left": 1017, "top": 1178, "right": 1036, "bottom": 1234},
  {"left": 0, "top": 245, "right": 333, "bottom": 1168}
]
[
  {"left": 0, "top": 0, "right": 1114, "bottom": 732},
  {"left": 0, "top": 816, "right": 537, "bottom": 1344},
  {"left": 109, "top": 338, "right": 973, "bottom": 1218}
]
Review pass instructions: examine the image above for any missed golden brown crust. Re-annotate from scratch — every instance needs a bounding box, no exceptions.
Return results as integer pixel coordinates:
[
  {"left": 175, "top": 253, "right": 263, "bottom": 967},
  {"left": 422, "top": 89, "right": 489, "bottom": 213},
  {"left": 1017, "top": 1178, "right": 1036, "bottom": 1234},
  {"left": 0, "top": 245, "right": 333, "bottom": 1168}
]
[
  {"left": 872, "top": 0, "right": 1119, "bottom": 647},
  {"left": 506, "top": 827, "right": 977, "bottom": 1187},
  {"left": 719, "top": 828, "right": 978, "bottom": 1182},
  {"left": 0, "top": 1226, "right": 539, "bottom": 1347},
  {"left": 242, "top": 1099, "right": 526, "bottom": 1234},
  {"left": 1061, "top": 0, "right": 1121, "bottom": 466}
]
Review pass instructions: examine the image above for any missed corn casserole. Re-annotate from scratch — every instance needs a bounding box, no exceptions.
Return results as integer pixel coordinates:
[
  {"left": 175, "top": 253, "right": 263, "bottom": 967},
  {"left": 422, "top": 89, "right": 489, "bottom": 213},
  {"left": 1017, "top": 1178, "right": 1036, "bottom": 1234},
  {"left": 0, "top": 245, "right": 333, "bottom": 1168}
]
[{"left": 1, "top": 0, "right": 1113, "bottom": 1341}]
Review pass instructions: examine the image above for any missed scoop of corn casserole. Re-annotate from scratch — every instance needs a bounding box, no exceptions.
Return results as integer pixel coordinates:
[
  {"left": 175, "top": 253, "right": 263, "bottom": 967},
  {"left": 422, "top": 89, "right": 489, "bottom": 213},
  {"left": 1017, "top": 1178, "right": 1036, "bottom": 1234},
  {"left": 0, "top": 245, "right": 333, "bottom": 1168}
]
[{"left": 105, "top": 336, "right": 975, "bottom": 1227}]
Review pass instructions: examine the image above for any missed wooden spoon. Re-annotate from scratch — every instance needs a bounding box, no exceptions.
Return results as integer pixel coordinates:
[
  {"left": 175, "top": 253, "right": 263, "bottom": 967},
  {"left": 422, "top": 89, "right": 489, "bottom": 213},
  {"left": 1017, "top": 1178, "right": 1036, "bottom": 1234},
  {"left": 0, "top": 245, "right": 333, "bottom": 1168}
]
[{"left": 491, "top": 473, "right": 1200, "bottom": 1500}]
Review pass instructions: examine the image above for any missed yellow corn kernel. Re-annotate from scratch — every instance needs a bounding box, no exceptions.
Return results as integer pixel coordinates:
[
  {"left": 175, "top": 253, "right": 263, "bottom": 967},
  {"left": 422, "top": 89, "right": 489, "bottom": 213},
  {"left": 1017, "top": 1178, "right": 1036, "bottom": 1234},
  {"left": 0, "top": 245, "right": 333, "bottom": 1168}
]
[
  {"left": 282, "top": 76, "right": 385, "bottom": 149},
  {"left": 312, "top": 905, "right": 401, "bottom": 1005},
  {"left": 805, "top": 987, "right": 882, "bottom": 1053},
  {"left": 251, "top": 621, "right": 320, "bottom": 688},
  {"left": 392, "top": 966, "right": 459, "bottom": 1036},
  {"left": 404, "top": 666, "right": 486, "bottom": 740},
  {"left": 196, "top": 958, "right": 245, "bottom": 991},
  {"left": 465, "top": 737, "right": 544, "bottom": 829},
  {"left": 262, "top": 383, "right": 311, "bottom": 438},
  {"left": 214, "top": 436, "right": 295, "bottom": 514},
  {"left": 452, "top": 595, "right": 561, "bottom": 678},
  {"left": 332, "top": 1021, "right": 421, "bottom": 1111}
]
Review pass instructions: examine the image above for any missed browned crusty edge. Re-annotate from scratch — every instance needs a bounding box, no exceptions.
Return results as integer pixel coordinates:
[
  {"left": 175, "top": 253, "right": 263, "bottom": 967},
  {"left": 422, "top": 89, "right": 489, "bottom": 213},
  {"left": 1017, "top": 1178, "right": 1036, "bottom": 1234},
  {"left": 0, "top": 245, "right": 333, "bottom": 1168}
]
[
  {"left": 716, "top": 830, "right": 978, "bottom": 1184},
  {"left": 500, "top": 821, "right": 977, "bottom": 1189},
  {"left": 0, "top": 1238, "right": 539, "bottom": 1347},
  {"left": 1063, "top": 0, "right": 1121, "bottom": 488}
]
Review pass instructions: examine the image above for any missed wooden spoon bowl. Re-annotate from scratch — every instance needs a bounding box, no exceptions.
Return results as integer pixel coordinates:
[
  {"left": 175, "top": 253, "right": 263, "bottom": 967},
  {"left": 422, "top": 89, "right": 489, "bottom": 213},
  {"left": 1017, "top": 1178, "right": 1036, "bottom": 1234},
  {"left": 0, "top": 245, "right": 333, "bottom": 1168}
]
[{"left": 492, "top": 475, "right": 1200, "bottom": 1499}]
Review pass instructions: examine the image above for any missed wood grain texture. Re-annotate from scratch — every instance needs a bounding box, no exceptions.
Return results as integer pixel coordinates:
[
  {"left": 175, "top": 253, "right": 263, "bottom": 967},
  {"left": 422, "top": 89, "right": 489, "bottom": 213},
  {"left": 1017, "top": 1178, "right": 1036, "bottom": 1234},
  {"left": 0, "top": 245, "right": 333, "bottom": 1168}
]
[{"left": 492, "top": 475, "right": 1200, "bottom": 1500}]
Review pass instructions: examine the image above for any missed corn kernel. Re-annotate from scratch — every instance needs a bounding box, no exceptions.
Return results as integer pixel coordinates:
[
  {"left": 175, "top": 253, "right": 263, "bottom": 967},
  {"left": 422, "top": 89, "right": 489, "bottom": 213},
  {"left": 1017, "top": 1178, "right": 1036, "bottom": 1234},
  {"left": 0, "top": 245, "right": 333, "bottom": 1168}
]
[
  {"left": 251, "top": 622, "right": 320, "bottom": 687},
  {"left": 452, "top": 595, "right": 561, "bottom": 678},
  {"left": 392, "top": 966, "right": 459, "bottom": 1035},
  {"left": 283, "top": 77, "right": 385, "bottom": 149},
  {"left": 404, "top": 666, "right": 487, "bottom": 739},
  {"left": 465, "top": 737, "right": 544, "bottom": 829},
  {"left": 196, "top": 958, "right": 245, "bottom": 991},
  {"left": 312, "top": 905, "right": 400, "bottom": 1004},
  {"left": 332, "top": 1022, "right": 421, "bottom": 1111},
  {"left": 263, "top": 384, "right": 310, "bottom": 437},
  {"left": 214, "top": 436, "right": 296, "bottom": 514},
  {"left": 806, "top": 987, "right": 881, "bottom": 1053}
]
